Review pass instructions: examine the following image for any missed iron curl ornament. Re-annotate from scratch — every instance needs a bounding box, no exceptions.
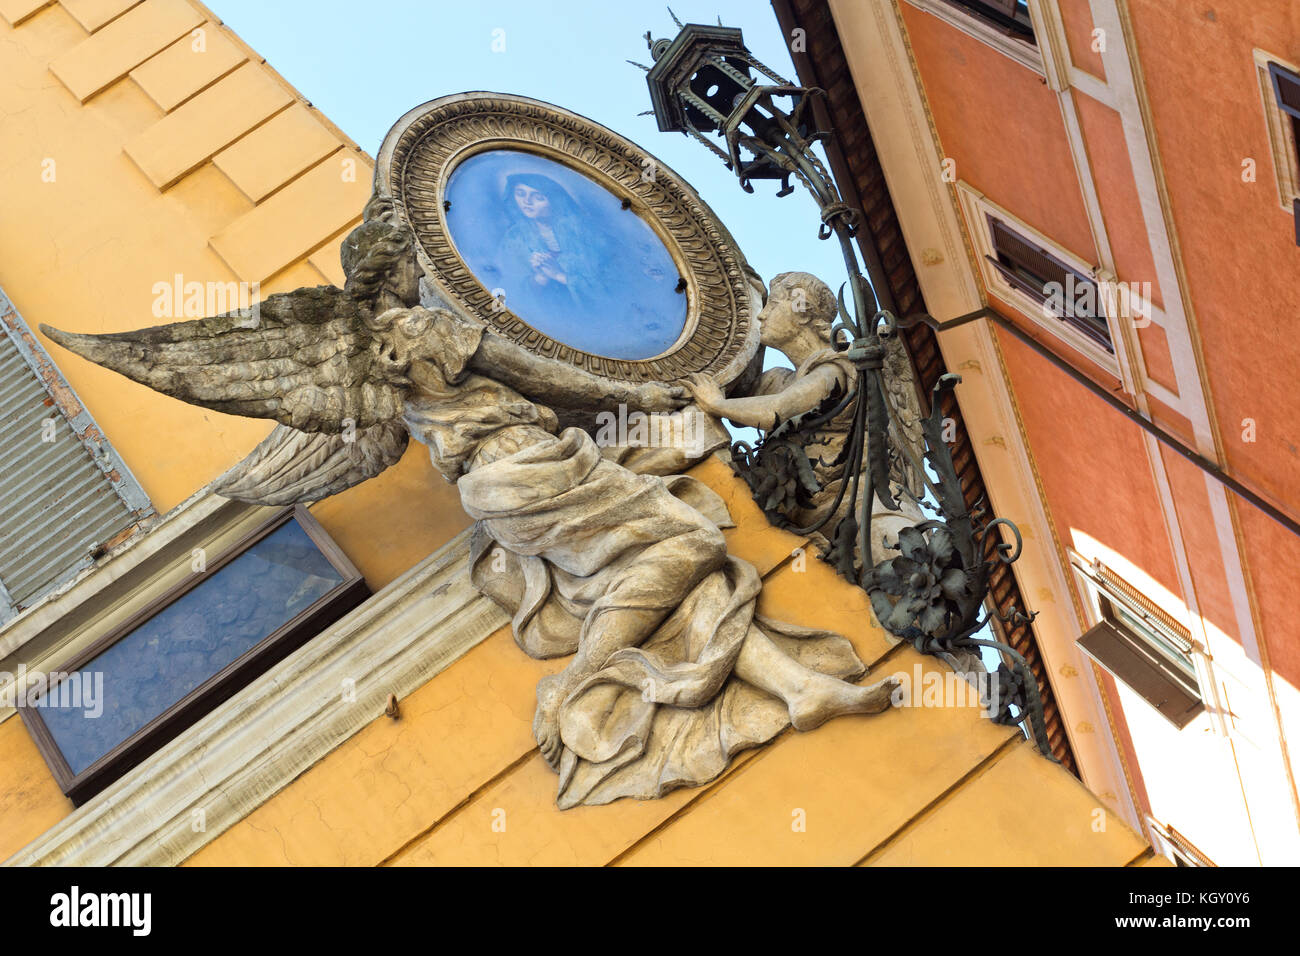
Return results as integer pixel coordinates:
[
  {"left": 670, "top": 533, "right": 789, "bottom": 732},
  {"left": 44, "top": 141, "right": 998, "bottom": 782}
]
[{"left": 640, "top": 15, "right": 1053, "bottom": 757}]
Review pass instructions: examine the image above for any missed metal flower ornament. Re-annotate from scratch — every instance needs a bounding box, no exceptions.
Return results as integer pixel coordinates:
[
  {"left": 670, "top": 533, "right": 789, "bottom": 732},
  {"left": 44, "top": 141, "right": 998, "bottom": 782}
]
[{"left": 638, "top": 14, "right": 1052, "bottom": 756}]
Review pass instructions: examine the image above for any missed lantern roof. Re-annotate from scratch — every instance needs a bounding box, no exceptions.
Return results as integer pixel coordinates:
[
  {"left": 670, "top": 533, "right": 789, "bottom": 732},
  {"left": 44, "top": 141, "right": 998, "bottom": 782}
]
[{"left": 645, "top": 23, "right": 751, "bottom": 134}]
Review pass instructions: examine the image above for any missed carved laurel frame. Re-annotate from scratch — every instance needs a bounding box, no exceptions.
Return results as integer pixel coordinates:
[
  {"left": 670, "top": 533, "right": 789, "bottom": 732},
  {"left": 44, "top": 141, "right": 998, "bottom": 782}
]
[{"left": 374, "top": 92, "right": 759, "bottom": 384}]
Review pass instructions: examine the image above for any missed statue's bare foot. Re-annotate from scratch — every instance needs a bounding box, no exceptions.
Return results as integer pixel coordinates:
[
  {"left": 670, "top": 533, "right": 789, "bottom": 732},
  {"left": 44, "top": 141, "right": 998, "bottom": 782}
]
[
  {"left": 789, "top": 674, "right": 900, "bottom": 732},
  {"left": 533, "top": 674, "right": 567, "bottom": 769}
]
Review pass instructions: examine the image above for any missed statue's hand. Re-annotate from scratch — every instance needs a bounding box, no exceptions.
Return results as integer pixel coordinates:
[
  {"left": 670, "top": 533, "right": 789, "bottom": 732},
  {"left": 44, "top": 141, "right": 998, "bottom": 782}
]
[
  {"left": 684, "top": 373, "right": 726, "bottom": 416},
  {"left": 631, "top": 381, "right": 689, "bottom": 412}
]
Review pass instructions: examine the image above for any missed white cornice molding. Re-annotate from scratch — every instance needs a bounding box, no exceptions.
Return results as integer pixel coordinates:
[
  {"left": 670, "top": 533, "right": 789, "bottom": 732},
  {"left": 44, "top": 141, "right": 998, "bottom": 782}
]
[{"left": 4, "top": 527, "right": 507, "bottom": 866}]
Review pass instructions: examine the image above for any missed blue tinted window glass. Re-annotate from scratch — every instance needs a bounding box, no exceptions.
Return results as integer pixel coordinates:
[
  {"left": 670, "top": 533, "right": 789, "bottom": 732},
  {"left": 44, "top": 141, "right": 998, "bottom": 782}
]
[
  {"left": 444, "top": 149, "right": 687, "bottom": 360},
  {"left": 40, "top": 520, "right": 343, "bottom": 776}
]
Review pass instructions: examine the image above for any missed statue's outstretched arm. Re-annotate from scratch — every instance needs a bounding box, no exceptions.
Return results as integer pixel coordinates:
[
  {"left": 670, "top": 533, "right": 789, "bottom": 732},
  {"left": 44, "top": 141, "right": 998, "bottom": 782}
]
[
  {"left": 472, "top": 329, "right": 685, "bottom": 413},
  {"left": 686, "top": 364, "right": 842, "bottom": 430}
]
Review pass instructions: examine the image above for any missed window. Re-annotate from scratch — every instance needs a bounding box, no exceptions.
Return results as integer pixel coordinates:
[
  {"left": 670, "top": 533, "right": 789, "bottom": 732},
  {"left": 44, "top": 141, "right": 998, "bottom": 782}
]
[
  {"left": 1268, "top": 61, "right": 1300, "bottom": 132},
  {"left": 1255, "top": 50, "right": 1300, "bottom": 231},
  {"left": 0, "top": 288, "right": 152, "bottom": 622},
  {"left": 18, "top": 505, "right": 367, "bottom": 805},
  {"left": 1269, "top": 61, "right": 1300, "bottom": 242},
  {"left": 956, "top": 183, "right": 1146, "bottom": 378},
  {"left": 986, "top": 215, "right": 1113, "bottom": 353},
  {"left": 1073, "top": 562, "right": 1203, "bottom": 730},
  {"left": 905, "top": 1, "right": 1043, "bottom": 75},
  {"left": 944, "top": 0, "right": 1034, "bottom": 43}
]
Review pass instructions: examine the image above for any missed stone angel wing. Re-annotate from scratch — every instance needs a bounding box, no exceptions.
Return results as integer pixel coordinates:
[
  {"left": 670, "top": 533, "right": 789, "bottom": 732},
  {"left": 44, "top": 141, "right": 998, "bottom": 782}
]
[
  {"left": 208, "top": 421, "right": 407, "bottom": 506},
  {"left": 41, "top": 283, "right": 410, "bottom": 505},
  {"left": 881, "top": 332, "right": 927, "bottom": 502}
]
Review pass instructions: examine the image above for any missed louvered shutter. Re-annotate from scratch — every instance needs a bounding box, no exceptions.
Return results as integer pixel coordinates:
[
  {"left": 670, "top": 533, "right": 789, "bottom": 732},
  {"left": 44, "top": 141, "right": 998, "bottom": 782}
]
[
  {"left": 986, "top": 217, "right": 1113, "bottom": 352},
  {"left": 1078, "top": 620, "right": 1204, "bottom": 729},
  {"left": 0, "top": 291, "right": 151, "bottom": 621},
  {"left": 1269, "top": 61, "right": 1300, "bottom": 120},
  {"left": 988, "top": 218, "right": 1067, "bottom": 294}
]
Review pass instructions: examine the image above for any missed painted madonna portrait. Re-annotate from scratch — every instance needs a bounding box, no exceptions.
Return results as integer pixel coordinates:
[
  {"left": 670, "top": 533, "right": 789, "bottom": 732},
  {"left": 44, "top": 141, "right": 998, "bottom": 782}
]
[{"left": 444, "top": 150, "right": 686, "bottom": 360}]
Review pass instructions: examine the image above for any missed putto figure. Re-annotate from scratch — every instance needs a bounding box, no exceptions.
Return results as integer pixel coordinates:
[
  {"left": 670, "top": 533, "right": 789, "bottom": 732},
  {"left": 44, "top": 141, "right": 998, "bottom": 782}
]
[
  {"left": 686, "top": 271, "right": 927, "bottom": 557},
  {"left": 44, "top": 198, "right": 897, "bottom": 809}
]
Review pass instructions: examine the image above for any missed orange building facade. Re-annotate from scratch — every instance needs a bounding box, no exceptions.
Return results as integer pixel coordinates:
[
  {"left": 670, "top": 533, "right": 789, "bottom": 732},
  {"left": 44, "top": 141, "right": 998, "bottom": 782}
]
[{"left": 800, "top": 0, "right": 1300, "bottom": 865}]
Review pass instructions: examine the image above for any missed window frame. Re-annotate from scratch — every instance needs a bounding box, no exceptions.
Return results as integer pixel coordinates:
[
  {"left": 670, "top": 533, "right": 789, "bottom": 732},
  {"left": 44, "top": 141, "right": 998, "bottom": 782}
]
[
  {"left": 943, "top": 0, "right": 1034, "bottom": 43},
  {"left": 1254, "top": 49, "right": 1300, "bottom": 215},
  {"left": 984, "top": 214, "right": 1115, "bottom": 354},
  {"left": 904, "top": 0, "right": 1045, "bottom": 77},
  {"left": 1070, "top": 556, "right": 1207, "bottom": 731},
  {"left": 18, "top": 504, "right": 368, "bottom": 806},
  {"left": 956, "top": 183, "right": 1145, "bottom": 379}
]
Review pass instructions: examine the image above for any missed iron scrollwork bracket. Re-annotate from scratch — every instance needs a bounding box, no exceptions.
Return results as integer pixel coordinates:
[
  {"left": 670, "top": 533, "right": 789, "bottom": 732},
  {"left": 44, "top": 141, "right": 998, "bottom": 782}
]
[{"left": 643, "top": 16, "right": 1053, "bottom": 758}]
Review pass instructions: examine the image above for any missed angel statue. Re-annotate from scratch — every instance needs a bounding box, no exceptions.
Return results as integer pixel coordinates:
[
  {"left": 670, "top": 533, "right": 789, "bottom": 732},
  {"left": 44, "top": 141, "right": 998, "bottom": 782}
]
[
  {"left": 43, "top": 196, "right": 898, "bottom": 809},
  {"left": 685, "top": 272, "right": 1005, "bottom": 696},
  {"left": 685, "top": 271, "right": 928, "bottom": 563}
]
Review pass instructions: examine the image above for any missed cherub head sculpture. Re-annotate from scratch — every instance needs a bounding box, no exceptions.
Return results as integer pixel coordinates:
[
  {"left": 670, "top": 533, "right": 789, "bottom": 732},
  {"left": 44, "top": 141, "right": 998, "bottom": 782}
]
[{"left": 758, "top": 271, "right": 838, "bottom": 363}]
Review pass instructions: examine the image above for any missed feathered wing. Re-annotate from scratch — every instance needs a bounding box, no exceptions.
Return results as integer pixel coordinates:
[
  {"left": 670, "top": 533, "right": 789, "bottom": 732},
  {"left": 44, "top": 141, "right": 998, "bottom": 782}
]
[
  {"left": 211, "top": 421, "right": 408, "bottom": 505},
  {"left": 881, "top": 333, "right": 927, "bottom": 501},
  {"left": 41, "top": 286, "right": 403, "bottom": 432},
  {"left": 42, "top": 285, "right": 411, "bottom": 505}
]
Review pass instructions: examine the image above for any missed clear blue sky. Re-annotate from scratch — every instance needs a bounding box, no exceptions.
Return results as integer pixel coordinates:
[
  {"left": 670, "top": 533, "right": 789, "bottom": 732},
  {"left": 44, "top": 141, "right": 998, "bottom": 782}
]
[{"left": 209, "top": 0, "right": 850, "bottom": 312}]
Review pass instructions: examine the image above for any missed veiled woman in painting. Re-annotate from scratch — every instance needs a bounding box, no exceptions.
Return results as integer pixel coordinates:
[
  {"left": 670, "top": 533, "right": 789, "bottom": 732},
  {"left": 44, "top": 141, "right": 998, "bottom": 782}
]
[{"left": 498, "top": 172, "right": 606, "bottom": 316}]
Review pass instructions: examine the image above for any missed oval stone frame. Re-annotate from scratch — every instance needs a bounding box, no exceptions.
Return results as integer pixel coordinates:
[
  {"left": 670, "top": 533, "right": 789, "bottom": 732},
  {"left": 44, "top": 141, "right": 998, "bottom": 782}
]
[{"left": 374, "top": 92, "right": 760, "bottom": 385}]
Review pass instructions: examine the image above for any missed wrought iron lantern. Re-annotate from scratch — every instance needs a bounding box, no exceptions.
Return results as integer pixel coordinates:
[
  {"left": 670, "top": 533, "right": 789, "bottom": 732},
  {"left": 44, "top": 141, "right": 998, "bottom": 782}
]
[{"left": 639, "top": 14, "right": 1053, "bottom": 757}]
